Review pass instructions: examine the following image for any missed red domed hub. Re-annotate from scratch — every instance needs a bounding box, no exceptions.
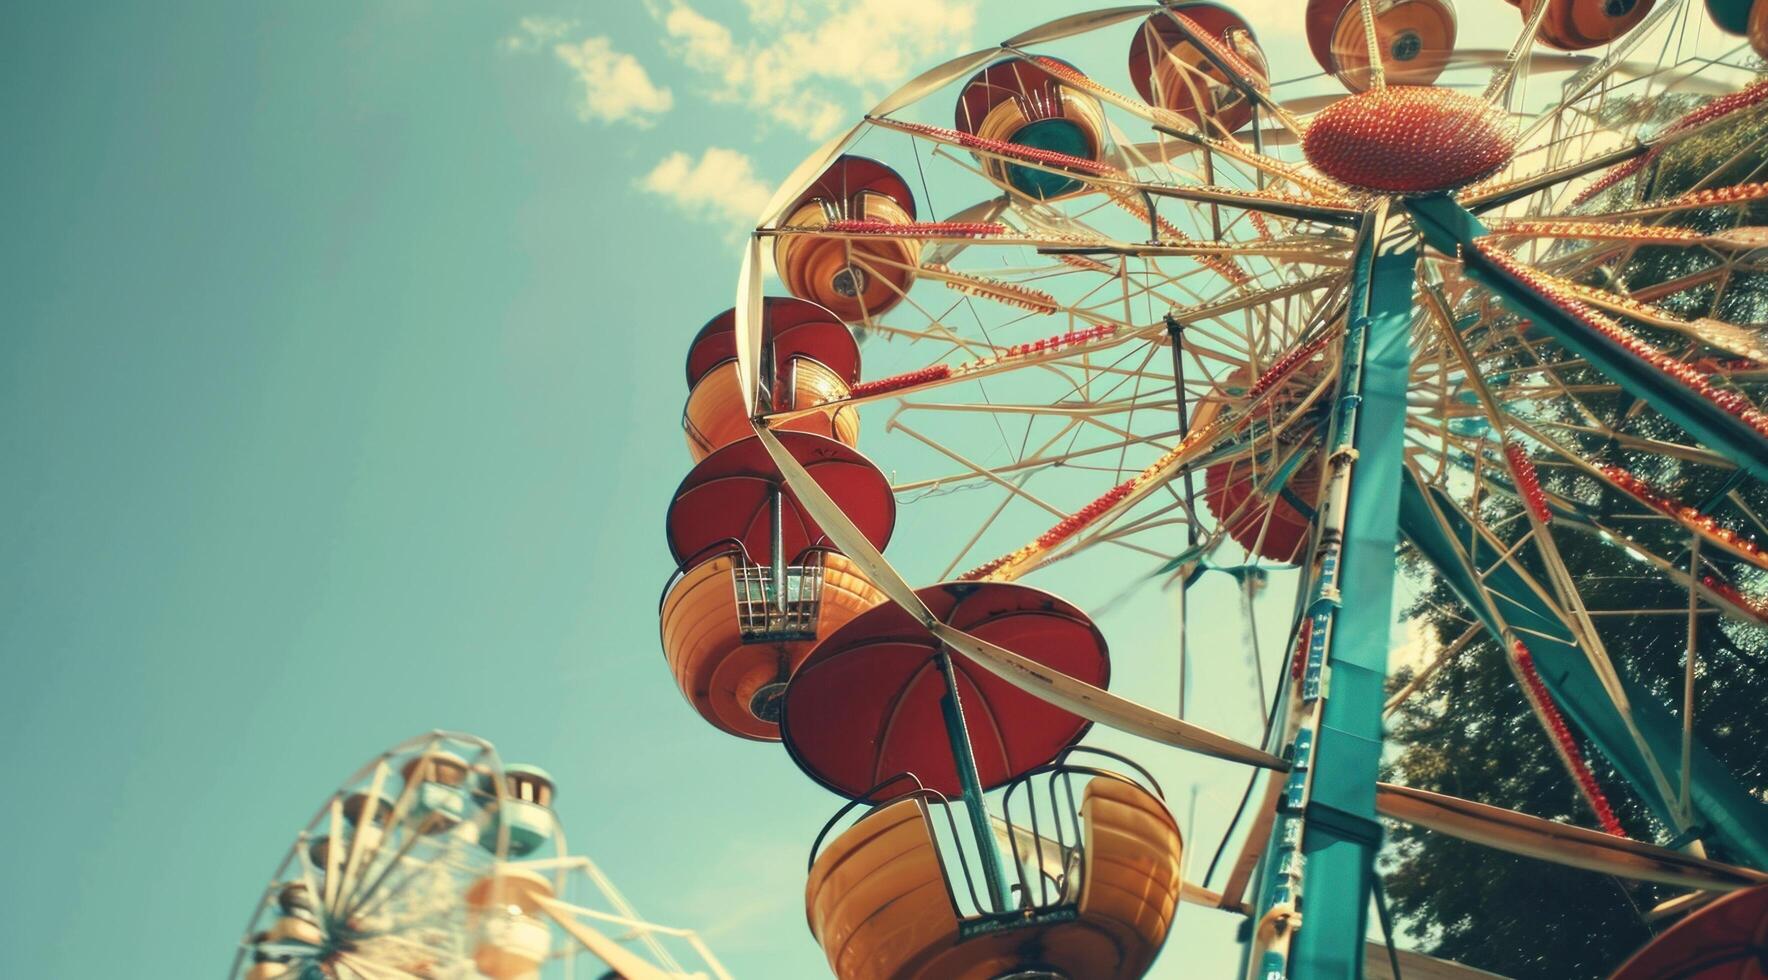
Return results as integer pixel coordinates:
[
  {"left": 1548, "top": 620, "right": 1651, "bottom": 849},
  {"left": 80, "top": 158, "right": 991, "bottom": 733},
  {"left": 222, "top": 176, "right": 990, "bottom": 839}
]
[{"left": 1303, "top": 87, "right": 1516, "bottom": 195}]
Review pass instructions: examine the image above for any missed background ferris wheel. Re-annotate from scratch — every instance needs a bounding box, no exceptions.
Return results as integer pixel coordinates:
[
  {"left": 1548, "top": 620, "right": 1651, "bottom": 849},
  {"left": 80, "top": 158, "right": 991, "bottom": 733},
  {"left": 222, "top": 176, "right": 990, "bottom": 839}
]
[{"left": 230, "top": 731, "right": 730, "bottom": 980}]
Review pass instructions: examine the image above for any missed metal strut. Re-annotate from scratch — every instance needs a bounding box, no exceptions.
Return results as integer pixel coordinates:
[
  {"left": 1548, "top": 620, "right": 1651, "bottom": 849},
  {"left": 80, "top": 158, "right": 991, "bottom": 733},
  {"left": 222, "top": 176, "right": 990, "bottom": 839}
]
[
  {"left": 1248, "top": 208, "right": 1416, "bottom": 979},
  {"left": 936, "top": 644, "right": 1012, "bottom": 912},
  {"left": 1167, "top": 313, "right": 1201, "bottom": 718}
]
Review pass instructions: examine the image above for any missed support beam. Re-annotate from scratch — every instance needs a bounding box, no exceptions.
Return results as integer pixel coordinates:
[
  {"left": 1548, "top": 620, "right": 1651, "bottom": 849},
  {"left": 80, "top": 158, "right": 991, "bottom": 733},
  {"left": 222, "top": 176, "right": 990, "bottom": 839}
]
[
  {"left": 1247, "top": 214, "right": 1416, "bottom": 979},
  {"left": 1290, "top": 234, "right": 1418, "bottom": 980},
  {"left": 1397, "top": 471, "right": 1768, "bottom": 867},
  {"left": 1407, "top": 196, "right": 1768, "bottom": 482}
]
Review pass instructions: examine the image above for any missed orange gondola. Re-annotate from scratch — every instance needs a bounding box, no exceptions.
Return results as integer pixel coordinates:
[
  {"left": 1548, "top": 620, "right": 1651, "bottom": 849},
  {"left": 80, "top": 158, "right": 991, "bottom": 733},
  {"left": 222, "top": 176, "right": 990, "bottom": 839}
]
[
  {"left": 805, "top": 751, "right": 1184, "bottom": 980},
  {"left": 774, "top": 155, "right": 919, "bottom": 323},
  {"left": 682, "top": 298, "right": 860, "bottom": 462},
  {"left": 464, "top": 867, "right": 554, "bottom": 980},
  {"left": 1306, "top": 0, "right": 1457, "bottom": 91},
  {"left": 659, "top": 431, "right": 895, "bottom": 740},
  {"left": 660, "top": 548, "right": 885, "bottom": 739},
  {"left": 1505, "top": 0, "right": 1655, "bottom": 50},
  {"left": 953, "top": 58, "right": 1107, "bottom": 201},
  {"left": 1127, "top": 4, "right": 1269, "bottom": 134}
]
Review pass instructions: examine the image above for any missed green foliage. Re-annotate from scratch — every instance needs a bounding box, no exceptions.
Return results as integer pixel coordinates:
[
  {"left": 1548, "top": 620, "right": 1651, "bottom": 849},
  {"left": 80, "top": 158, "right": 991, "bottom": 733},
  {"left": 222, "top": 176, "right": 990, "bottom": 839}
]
[{"left": 1381, "top": 91, "right": 1768, "bottom": 979}]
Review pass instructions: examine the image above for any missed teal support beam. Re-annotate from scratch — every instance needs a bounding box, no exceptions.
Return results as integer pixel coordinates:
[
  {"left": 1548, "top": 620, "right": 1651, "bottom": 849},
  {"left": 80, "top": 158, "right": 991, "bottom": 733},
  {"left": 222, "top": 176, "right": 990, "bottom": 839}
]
[
  {"left": 1401, "top": 193, "right": 1768, "bottom": 864},
  {"left": 936, "top": 647, "right": 1012, "bottom": 912},
  {"left": 1290, "top": 240, "right": 1418, "bottom": 980},
  {"left": 1248, "top": 221, "right": 1416, "bottom": 980},
  {"left": 1397, "top": 471, "right": 1768, "bottom": 866},
  {"left": 1407, "top": 196, "right": 1768, "bottom": 482}
]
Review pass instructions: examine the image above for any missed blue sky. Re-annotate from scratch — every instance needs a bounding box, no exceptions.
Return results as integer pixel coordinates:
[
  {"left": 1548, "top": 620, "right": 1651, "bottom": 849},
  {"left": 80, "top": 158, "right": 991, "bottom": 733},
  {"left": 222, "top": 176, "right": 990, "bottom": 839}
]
[{"left": 1, "top": 2, "right": 1550, "bottom": 977}]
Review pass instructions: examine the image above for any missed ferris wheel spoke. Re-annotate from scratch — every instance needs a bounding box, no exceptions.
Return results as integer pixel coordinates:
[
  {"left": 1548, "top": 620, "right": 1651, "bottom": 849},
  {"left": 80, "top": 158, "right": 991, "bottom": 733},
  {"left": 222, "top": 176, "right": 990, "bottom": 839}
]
[
  {"left": 889, "top": 420, "right": 1069, "bottom": 518},
  {"left": 338, "top": 735, "right": 482, "bottom": 915},
  {"left": 1043, "top": 236, "right": 1354, "bottom": 269},
  {"left": 1445, "top": 443, "right": 1767, "bottom": 622},
  {"left": 958, "top": 407, "right": 1302, "bottom": 582},
  {"left": 1374, "top": 782, "right": 1768, "bottom": 890},
  {"left": 889, "top": 420, "right": 1181, "bottom": 496},
  {"left": 335, "top": 750, "right": 435, "bottom": 917},
  {"left": 329, "top": 761, "right": 395, "bottom": 918},
  {"left": 1144, "top": 130, "right": 1351, "bottom": 204},
  {"left": 1480, "top": 0, "right": 1554, "bottom": 106},
  {"left": 1141, "top": 179, "right": 1359, "bottom": 226},
  {"left": 998, "top": 44, "right": 1182, "bottom": 136},
  {"left": 320, "top": 795, "right": 348, "bottom": 912},
  {"left": 765, "top": 324, "right": 1156, "bottom": 424},
  {"left": 1404, "top": 463, "right": 1708, "bottom": 837},
  {"left": 1383, "top": 622, "right": 1484, "bottom": 717},
  {"left": 1454, "top": 239, "right": 1768, "bottom": 479}
]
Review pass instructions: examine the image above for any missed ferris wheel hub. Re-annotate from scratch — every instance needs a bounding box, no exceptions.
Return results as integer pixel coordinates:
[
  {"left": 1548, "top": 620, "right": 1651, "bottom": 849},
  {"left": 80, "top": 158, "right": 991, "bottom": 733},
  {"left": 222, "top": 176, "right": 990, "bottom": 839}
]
[{"left": 1302, "top": 86, "right": 1516, "bottom": 195}]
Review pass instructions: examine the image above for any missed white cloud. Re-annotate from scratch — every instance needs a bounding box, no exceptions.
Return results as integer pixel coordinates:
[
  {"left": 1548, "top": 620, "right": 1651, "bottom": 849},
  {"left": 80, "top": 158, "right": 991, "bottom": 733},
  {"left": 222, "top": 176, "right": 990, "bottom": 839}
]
[
  {"left": 499, "top": 16, "right": 577, "bottom": 53},
  {"left": 739, "top": 0, "right": 791, "bottom": 24},
  {"left": 552, "top": 36, "right": 675, "bottom": 127},
  {"left": 638, "top": 147, "right": 772, "bottom": 226},
  {"left": 651, "top": 0, "right": 977, "bottom": 138}
]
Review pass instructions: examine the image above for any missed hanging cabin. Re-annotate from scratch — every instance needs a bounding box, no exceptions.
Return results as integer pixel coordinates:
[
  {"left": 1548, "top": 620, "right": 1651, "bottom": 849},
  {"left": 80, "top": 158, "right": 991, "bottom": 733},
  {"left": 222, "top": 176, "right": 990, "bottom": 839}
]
[
  {"left": 774, "top": 155, "right": 921, "bottom": 323},
  {"left": 398, "top": 749, "right": 472, "bottom": 833},
  {"left": 953, "top": 58, "right": 1107, "bottom": 202},
  {"left": 1195, "top": 363, "right": 1328, "bottom": 565},
  {"left": 480, "top": 763, "right": 557, "bottom": 858},
  {"left": 1505, "top": 0, "right": 1655, "bottom": 50},
  {"left": 682, "top": 298, "right": 861, "bottom": 461},
  {"left": 1305, "top": 0, "right": 1457, "bottom": 91},
  {"left": 778, "top": 580, "right": 1110, "bottom": 802},
  {"left": 805, "top": 751, "right": 1185, "bottom": 980},
  {"left": 245, "top": 929, "right": 298, "bottom": 980},
  {"left": 465, "top": 866, "right": 557, "bottom": 979},
  {"left": 660, "top": 428, "right": 894, "bottom": 741},
  {"left": 306, "top": 792, "right": 390, "bottom": 873},
  {"left": 777, "top": 582, "right": 1177, "bottom": 978},
  {"left": 1128, "top": 5, "right": 1270, "bottom": 135}
]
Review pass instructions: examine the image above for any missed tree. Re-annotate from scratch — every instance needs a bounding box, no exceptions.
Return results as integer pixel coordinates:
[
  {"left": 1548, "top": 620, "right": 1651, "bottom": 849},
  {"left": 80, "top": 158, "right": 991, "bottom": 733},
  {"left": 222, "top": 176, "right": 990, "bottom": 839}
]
[{"left": 1379, "top": 89, "right": 1768, "bottom": 979}]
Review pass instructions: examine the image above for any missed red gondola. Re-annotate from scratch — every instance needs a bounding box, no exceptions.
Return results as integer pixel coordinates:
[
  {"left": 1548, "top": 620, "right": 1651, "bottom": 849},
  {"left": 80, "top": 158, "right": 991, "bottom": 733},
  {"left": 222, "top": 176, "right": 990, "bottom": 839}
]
[
  {"left": 1609, "top": 883, "right": 1768, "bottom": 979},
  {"left": 773, "top": 155, "right": 919, "bottom": 323},
  {"left": 682, "top": 298, "right": 860, "bottom": 462},
  {"left": 664, "top": 431, "right": 894, "bottom": 568},
  {"left": 659, "top": 431, "right": 896, "bottom": 740},
  {"left": 1204, "top": 453, "right": 1322, "bottom": 564},
  {"left": 1127, "top": 4, "right": 1269, "bottom": 134},
  {"left": 1305, "top": 0, "right": 1456, "bottom": 91},
  {"left": 953, "top": 58, "right": 1106, "bottom": 201},
  {"left": 1195, "top": 362, "right": 1326, "bottom": 565},
  {"left": 780, "top": 581, "right": 1107, "bottom": 800},
  {"left": 1507, "top": 0, "right": 1655, "bottom": 50}
]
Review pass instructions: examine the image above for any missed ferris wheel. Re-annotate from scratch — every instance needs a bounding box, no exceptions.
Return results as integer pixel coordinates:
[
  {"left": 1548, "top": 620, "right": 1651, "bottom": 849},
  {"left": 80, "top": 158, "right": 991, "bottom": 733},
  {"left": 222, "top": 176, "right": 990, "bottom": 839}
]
[
  {"left": 658, "top": 0, "right": 1768, "bottom": 976},
  {"left": 229, "top": 731, "right": 729, "bottom": 980}
]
